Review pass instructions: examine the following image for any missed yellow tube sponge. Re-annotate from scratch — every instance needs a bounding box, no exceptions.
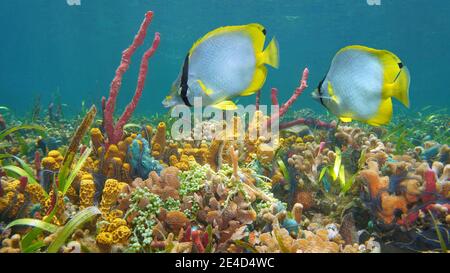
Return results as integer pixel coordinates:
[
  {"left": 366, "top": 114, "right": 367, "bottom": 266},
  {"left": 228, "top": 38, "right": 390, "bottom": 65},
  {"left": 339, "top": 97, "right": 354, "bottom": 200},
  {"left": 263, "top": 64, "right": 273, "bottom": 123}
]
[
  {"left": 99, "top": 179, "right": 126, "bottom": 214},
  {"left": 25, "top": 183, "right": 47, "bottom": 207},
  {"left": 79, "top": 179, "right": 96, "bottom": 209},
  {"left": 151, "top": 122, "right": 166, "bottom": 158}
]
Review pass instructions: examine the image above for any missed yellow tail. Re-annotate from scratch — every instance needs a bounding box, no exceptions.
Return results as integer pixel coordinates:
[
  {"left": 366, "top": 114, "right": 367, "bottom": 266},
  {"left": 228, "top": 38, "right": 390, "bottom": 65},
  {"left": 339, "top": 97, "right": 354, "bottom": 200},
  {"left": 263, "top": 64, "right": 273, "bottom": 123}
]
[
  {"left": 263, "top": 37, "right": 279, "bottom": 68},
  {"left": 376, "top": 49, "right": 410, "bottom": 108}
]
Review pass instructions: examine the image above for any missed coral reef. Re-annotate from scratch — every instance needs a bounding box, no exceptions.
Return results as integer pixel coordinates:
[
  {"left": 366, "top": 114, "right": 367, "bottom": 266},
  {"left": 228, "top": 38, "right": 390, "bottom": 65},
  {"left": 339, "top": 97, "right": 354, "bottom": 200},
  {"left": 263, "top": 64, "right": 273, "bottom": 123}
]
[{"left": 0, "top": 9, "right": 448, "bottom": 255}]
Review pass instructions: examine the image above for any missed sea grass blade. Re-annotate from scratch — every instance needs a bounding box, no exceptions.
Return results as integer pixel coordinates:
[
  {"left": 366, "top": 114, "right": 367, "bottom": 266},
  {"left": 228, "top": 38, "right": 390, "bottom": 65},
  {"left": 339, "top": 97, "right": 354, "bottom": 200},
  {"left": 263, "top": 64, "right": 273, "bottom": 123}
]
[
  {"left": 358, "top": 149, "right": 367, "bottom": 170},
  {"left": 429, "top": 212, "right": 448, "bottom": 253},
  {"left": 19, "top": 179, "right": 58, "bottom": 250},
  {"left": 339, "top": 164, "right": 346, "bottom": 190},
  {"left": 0, "top": 154, "right": 35, "bottom": 179},
  {"left": 58, "top": 105, "right": 97, "bottom": 192},
  {"left": 5, "top": 218, "right": 59, "bottom": 233},
  {"left": 333, "top": 147, "right": 342, "bottom": 181},
  {"left": 205, "top": 224, "right": 214, "bottom": 253},
  {"left": 0, "top": 124, "right": 46, "bottom": 142},
  {"left": 277, "top": 159, "right": 290, "bottom": 183},
  {"left": 17, "top": 136, "right": 30, "bottom": 155},
  {"left": 2, "top": 165, "right": 39, "bottom": 185},
  {"left": 319, "top": 165, "right": 329, "bottom": 183},
  {"left": 341, "top": 173, "right": 356, "bottom": 194},
  {"left": 62, "top": 147, "right": 92, "bottom": 195},
  {"left": 22, "top": 241, "right": 47, "bottom": 253},
  {"left": 234, "top": 240, "right": 258, "bottom": 253},
  {"left": 21, "top": 193, "right": 59, "bottom": 249},
  {"left": 47, "top": 206, "right": 101, "bottom": 253}
]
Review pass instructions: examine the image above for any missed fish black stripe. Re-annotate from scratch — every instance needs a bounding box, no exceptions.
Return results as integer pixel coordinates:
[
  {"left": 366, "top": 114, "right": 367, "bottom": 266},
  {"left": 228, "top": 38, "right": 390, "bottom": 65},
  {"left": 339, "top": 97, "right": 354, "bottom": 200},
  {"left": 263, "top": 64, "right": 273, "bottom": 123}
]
[
  {"left": 317, "top": 77, "right": 326, "bottom": 106},
  {"left": 180, "top": 53, "right": 192, "bottom": 107}
]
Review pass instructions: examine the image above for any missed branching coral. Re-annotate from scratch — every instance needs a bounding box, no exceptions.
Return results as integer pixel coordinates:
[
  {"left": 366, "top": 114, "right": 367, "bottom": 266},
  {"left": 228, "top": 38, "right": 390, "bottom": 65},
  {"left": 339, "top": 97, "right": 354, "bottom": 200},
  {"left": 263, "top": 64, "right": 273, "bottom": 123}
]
[
  {"left": 358, "top": 158, "right": 449, "bottom": 229},
  {"left": 238, "top": 217, "right": 372, "bottom": 253}
]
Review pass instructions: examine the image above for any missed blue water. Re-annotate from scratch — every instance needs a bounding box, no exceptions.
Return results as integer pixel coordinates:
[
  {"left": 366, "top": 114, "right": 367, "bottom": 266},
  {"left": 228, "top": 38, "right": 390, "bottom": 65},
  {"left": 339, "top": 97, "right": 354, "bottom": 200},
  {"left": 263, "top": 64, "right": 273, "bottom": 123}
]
[{"left": 1, "top": 0, "right": 449, "bottom": 117}]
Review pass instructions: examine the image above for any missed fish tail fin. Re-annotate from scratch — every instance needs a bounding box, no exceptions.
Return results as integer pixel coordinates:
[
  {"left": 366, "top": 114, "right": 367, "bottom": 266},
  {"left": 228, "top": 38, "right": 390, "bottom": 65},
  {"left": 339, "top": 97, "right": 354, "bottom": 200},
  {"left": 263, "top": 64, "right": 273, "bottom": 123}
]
[
  {"left": 263, "top": 37, "right": 279, "bottom": 68},
  {"left": 377, "top": 49, "right": 410, "bottom": 108},
  {"left": 391, "top": 66, "right": 411, "bottom": 108}
]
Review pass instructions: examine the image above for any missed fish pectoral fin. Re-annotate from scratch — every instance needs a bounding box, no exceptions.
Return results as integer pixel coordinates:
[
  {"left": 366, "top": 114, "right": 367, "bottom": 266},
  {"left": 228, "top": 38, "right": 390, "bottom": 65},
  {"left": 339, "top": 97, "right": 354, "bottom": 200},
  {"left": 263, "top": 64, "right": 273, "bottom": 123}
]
[
  {"left": 212, "top": 100, "right": 238, "bottom": 110},
  {"left": 327, "top": 82, "right": 340, "bottom": 104},
  {"left": 339, "top": 117, "right": 353, "bottom": 123},
  {"left": 366, "top": 98, "right": 393, "bottom": 126},
  {"left": 196, "top": 80, "right": 214, "bottom": 96},
  {"left": 262, "top": 37, "right": 279, "bottom": 68},
  {"left": 331, "top": 95, "right": 340, "bottom": 104}
]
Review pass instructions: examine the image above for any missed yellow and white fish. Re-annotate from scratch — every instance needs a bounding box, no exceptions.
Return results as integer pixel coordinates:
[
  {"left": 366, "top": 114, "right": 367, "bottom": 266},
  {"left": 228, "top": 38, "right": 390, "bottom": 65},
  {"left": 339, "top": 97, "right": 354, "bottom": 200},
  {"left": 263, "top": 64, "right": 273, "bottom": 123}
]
[
  {"left": 162, "top": 23, "right": 279, "bottom": 110},
  {"left": 312, "top": 45, "right": 410, "bottom": 126}
]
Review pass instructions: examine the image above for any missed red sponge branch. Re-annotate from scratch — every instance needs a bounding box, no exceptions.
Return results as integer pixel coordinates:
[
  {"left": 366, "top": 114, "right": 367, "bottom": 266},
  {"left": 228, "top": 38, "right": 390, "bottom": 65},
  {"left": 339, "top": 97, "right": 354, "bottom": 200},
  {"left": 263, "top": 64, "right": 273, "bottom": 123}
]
[
  {"left": 279, "top": 68, "right": 309, "bottom": 117},
  {"left": 255, "top": 89, "right": 261, "bottom": 110},
  {"left": 265, "top": 68, "right": 335, "bottom": 130},
  {"left": 271, "top": 88, "right": 279, "bottom": 106},
  {"left": 103, "top": 11, "right": 160, "bottom": 145},
  {"left": 279, "top": 118, "right": 336, "bottom": 130},
  {"left": 113, "top": 32, "right": 161, "bottom": 142}
]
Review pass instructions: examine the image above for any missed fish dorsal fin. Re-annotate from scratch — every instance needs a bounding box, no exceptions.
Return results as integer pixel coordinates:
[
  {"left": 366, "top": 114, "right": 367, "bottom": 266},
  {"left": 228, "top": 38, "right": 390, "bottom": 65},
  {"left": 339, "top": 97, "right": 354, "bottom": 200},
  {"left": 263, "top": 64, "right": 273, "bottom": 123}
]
[
  {"left": 212, "top": 100, "right": 238, "bottom": 110},
  {"left": 243, "top": 23, "right": 266, "bottom": 52},
  {"left": 196, "top": 80, "right": 214, "bottom": 96},
  {"left": 337, "top": 45, "right": 382, "bottom": 57},
  {"left": 189, "top": 24, "right": 266, "bottom": 56},
  {"left": 366, "top": 98, "right": 393, "bottom": 126},
  {"left": 240, "top": 66, "right": 268, "bottom": 96}
]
